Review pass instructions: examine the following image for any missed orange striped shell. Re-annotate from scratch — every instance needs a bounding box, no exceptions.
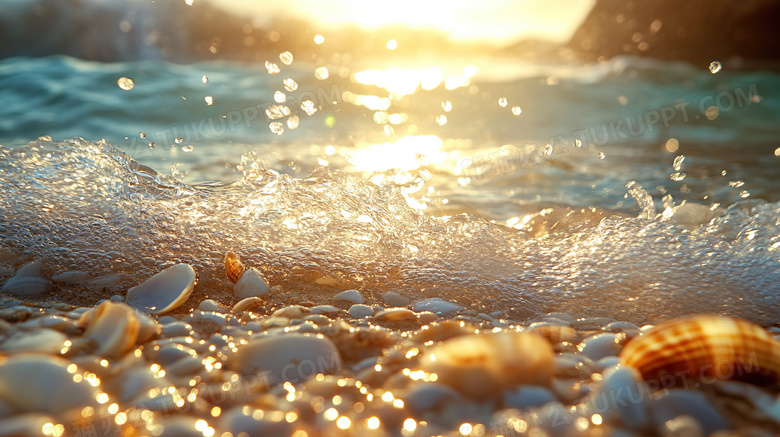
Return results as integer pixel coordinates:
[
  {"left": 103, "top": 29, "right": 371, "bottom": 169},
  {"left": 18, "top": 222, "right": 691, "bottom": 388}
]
[
  {"left": 224, "top": 251, "right": 247, "bottom": 283},
  {"left": 619, "top": 315, "right": 780, "bottom": 387}
]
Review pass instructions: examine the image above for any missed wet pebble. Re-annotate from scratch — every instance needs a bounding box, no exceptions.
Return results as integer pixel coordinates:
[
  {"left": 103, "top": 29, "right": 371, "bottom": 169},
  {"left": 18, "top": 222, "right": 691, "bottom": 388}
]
[
  {"left": 382, "top": 291, "right": 410, "bottom": 306},
  {"left": 333, "top": 289, "right": 363, "bottom": 304},
  {"left": 348, "top": 304, "right": 373, "bottom": 319}
]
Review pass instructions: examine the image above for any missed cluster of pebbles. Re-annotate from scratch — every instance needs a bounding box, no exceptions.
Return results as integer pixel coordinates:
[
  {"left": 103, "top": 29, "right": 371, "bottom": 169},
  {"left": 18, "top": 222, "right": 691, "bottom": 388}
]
[{"left": 1, "top": 253, "right": 780, "bottom": 437}]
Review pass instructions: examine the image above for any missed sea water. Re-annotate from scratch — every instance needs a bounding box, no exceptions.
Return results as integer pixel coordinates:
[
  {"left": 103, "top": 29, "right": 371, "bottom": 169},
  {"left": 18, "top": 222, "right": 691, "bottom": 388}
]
[{"left": 1, "top": 54, "right": 779, "bottom": 324}]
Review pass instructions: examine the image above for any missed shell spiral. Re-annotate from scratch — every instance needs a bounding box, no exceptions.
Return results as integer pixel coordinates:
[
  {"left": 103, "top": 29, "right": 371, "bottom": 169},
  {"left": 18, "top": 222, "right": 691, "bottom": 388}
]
[{"left": 619, "top": 315, "right": 780, "bottom": 386}]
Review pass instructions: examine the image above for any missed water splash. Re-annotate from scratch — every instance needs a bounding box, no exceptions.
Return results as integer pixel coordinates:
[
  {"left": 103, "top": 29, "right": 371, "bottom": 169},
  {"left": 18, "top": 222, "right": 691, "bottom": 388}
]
[{"left": 1, "top": 139, "right": 779, "bottom": 325}]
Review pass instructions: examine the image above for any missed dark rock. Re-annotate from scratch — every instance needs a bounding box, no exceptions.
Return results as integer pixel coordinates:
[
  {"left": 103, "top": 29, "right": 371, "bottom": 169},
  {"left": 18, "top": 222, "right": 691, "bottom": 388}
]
[{"left": 567, "top": 0, "right": 780, "bottom": 66}]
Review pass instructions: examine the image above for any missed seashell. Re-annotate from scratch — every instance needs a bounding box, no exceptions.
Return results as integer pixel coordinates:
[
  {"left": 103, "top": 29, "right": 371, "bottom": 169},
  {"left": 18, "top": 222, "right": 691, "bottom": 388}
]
[
  {"left": 234, "top": 268, "right": 269, "bottom": 299},
  {"left": 125, "top": 263, "right": 196, "bottom": 315},
  {"left": 373, "top": 307, "right": 417, "bottom": 322},
  {"left": 418, "top": 331, "right": 554, "bottom": 400},
  {"left": 232, "top": 297, "right": 264, "bottom": 313},
  {"left": 272, "top": 305, "right": 310, "bottom": 319},
  {"left": 0, "top": 354, "right": 99, "bottom": 418},
  {"left": 1, "top": 260, "right": 51, "bottom": 296},
  {"left": 333, "top": 289, "right": 363, "bottom": 304},
  {"left": 528, "top": 323, "right": 577, "bottom": 344},
  {"left": 198, "top": 299, "right": 228, "bottom": 313},
  {"left": 225, "top": 251, "right": 248, "bottom": 283},
  {"left": 231, "top": 333, "right": 342, "bottom": 386},
  {"left": 620, "top": 315, "right": 780, "bottom": 386},
  {"left": 80, "top": 301, "right": 141, "bottom": 358}
]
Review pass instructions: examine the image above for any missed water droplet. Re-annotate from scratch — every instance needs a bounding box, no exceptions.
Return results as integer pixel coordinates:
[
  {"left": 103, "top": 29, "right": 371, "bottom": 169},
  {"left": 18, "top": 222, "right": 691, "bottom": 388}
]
[
  {"left": 201, "top": 75, "right": 208, "bottom": 84},
  {"left": 184, "top": 0, "right": 193, "bottom": 5},
  {"left": 174, "top": 137, "right": 183, "bottom": 144},
  {"left": 148, "top": 142, "right": 155, "bottom": 150},
  {"left": 384, "top": 125, "right": 394, "bottom": 136},
  {"left": 442, "top": 101, "right": 452, "bottom": 112},
  {"left": 279, "top": 51, "right": 293, "bottom": 65},
  {"left": 598, "top": 152, "right": 606, "bottom": 159},
  {"left": 721, "top": 170, "right": 727, "bottom": 176},
  {"left": 269, "top": 122, "right": 284, "bottom": 135},
  {"left": 617, "top": 95, "right": 628, "bottom": 105},
  {"left": 739, "top": 190, "right": 750, "bottom": 198},
  {"left": 274, "top": 91, "right": 286, "bottom": 103},
  {"left": 265, "top": 61, "right": 280, "bottom": 74},
  {"left": 314, "top": 34, "right": 325, "bottom": 44},
  {"left": 117, "top": 77, "right": 134, "bottom": 90},
  {"left": 386, "top": 39, "right": 398, "bottom": 50},
  {"left": 283, "top": 78, "right": 298, "bottom": 92},
  {"left": 205, "top": 96, "right": 213, "bottom": 105},
  {"left": 436, "top": 115, "right": 448, "bottom": 126},
  {"left": 315, "top": 67, "right": 329, "bottom": 80},
  {"left": 182, "top": 145, "right": 194, "bottom": 152},
  {"left": 575, "top": 139, "right": 583, "bottom": 148},
  {"left": 139, "top": 131, "right": 146, "bottom": 138},
  {"left": 670, "top": 172, "right": 687, "bottom": 181},
  {"left": 673, "top": 155, "right": 685, "bottom": 171},
  {"left": 498, "top": 97, "right": 507, "bottom": 108},
  {"left": 543, "top": 144, "right": 553, "bottom": 156},
  {"left": 709, "top": 61, "right": 722, "bottom": 74},
  {"left": 728, "top": 180, "right": 745, "bottom": 188},
  {"left": 511, "top": 106, "right": 522, "bottom": 116},
  {"left": 265, "top": 105, "right": 291, "bottom": 120},
  {"left": 287, "top": 115, "right": 299, "bottom": 129},
  {"left": 774, "top": 147, "right": 780, "bottom": 156},
  {"left": 300, "top": 100, "right": 317, "bottom": 116}
]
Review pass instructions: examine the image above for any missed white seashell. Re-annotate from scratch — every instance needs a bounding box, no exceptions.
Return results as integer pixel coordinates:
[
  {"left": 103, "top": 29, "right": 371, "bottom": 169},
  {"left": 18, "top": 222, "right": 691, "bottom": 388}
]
[
  {"left": 418, "top": 331, "right": 554, "bottom": 400},
  {"left": 1, "top": 260, "right": 51, "bottom": 296},
  {"left": 231, "top": 333, "right": 342, "bottom": 386},
  {"left": 272, "top": 305, "right": 310, "bottom": 319},
  {"left": 125, "top": 264, "right": 196, "bottom": 314},
  {"left": 0, "top": 354, "right": 99, "bottom": 418},
  {"left": 333, "top": 289, "right": 363, "bottom": 304},
  {"left": 51, "top": 270, "right": 89, "bottom": 284},
  {"left": 80, "top": 301, "right": 141, "bottom": 358},
  {"left": 234, "top": 268, "right": 269, "bottom": 299},
  {"left": 348, "top": 304, "right": 373, "bottom": 319},
  {"left": 577, "top": 332, "right": 626, "bottom": 361},
  {"left": 412, "top": 298, "right": 463, "bottom": 315}
]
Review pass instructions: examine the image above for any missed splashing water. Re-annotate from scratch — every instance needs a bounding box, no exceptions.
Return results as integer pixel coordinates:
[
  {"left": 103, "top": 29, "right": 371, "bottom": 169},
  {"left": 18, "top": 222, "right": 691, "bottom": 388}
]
[{"left": 1, "top": 139, "right": 778, "bottom": 325}]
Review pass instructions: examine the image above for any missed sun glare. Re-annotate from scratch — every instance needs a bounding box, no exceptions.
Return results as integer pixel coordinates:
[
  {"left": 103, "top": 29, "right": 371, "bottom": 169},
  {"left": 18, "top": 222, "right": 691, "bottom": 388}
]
[{"left": 347, "top": 135, "right": 447, "bottom": 172}]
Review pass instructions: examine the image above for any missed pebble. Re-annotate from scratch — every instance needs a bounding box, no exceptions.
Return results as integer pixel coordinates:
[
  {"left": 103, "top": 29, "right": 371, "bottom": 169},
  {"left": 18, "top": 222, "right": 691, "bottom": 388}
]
[
  {"left": 382, "top": 291, "right": 410, "bottom": 306},
  {"left": 647, "top": 389, "right": 730, "bottom": 435},
  {"left": 1, "top": 260, "right": 51, "bottom": 296},
  {"left": 412, "top": 298, "right": 463, "bottom": 315},
  {"left": 502, "top": 385, "right": 557, "bottom": 409},
  {"left": 231, "top": 333, "right": 342, "bottom": 386},
  {"left": 333, "top": 289, "right": 363, "bottom": 304},
  {"left": 311, "top": 305, "right": 340, "bottom": 314},
  {"left": 51, "top": 270, "right": 89, "bottom": 284},
  {"left": 577, "top": 332, "right": 624, "bottom": 361},
  {"left": 348, "top": 304, "right": 373, "bottom": 319}
]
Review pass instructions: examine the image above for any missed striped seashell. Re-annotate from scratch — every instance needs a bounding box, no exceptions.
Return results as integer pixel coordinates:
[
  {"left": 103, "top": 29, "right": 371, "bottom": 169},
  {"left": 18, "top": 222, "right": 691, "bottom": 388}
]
[
  {"left": 528, "top": 323, "right": 577, "bottom": 344},
  {"left": 373, "top": 308, "right": 417, "bottom": 323},
  {"left": 225, "top": 251, "right": 247, "bottom": 283},
  {"left": 619, "top": 315, "right": 780, "bottom": 387}
]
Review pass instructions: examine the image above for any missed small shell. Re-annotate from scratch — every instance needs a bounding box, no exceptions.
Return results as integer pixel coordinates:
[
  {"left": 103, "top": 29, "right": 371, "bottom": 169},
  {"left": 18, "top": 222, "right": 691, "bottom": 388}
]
[
  {"left": 234, "top": 268, "right": 269, "bottom": 299},
  {"left": 232, "top": 297, "right": 264, "bottom": 313},
  {"left": 80, "top": 301, "right": 141, "bottom": 358},
  {"left": 225, "top": 251, "right": 247, "bottom": 283},
  {"left": 620, "top": 315, "right": 780, "bottom": 386},
  {"left": 529, "top": 323, "right": 578, "bottom": 344},
  {"left": 1, "top": 260, "right": 51, "bottom": 296},
  {"left": 373, "top": 308, "right": 417, "bottom": 322},
  {"left": 125, "top": 264, "right": 196, "bottom": 315}
]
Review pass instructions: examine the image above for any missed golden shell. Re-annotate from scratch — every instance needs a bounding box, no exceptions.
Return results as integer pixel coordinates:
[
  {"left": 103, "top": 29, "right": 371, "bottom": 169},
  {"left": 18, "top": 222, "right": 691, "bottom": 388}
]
[
  {"left": 224, "top": 251, "right": 247, "bottom": 283},
  {"left": 619, "top": 315, "right": 780, "bottom": 386}
]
